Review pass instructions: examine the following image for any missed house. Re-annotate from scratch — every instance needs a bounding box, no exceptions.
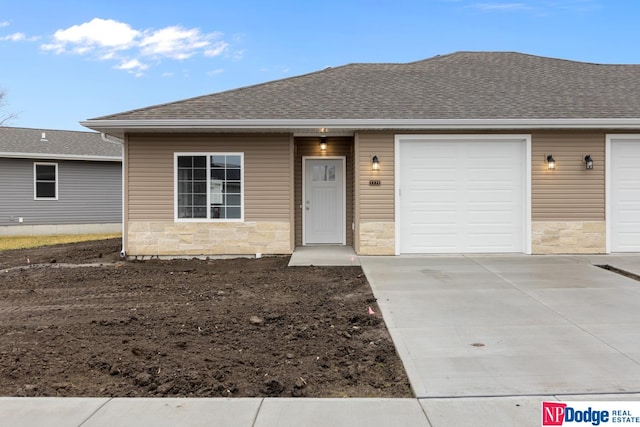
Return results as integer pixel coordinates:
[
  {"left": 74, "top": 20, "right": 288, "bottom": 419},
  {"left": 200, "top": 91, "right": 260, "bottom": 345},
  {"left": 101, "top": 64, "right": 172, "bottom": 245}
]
[
  {"left": 81, "top": 51, "right": 640, "bottom": 256},
  {"left": 0, "top": 127, "right": 122, "bottom": 236}
]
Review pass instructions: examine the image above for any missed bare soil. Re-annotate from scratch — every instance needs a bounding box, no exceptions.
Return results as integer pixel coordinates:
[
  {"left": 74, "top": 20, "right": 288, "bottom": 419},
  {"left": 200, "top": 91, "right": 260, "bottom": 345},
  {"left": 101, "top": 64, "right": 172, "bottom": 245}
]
[{"left": 0, "top": 239, "right": 412, "bottom": 398}]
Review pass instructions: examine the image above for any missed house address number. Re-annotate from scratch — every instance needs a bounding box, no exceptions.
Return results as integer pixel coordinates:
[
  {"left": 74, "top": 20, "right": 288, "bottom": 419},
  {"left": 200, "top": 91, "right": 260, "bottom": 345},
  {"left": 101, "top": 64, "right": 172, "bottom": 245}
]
[{"left": 369, "top": 180, "right": 381, "bottom": 186}]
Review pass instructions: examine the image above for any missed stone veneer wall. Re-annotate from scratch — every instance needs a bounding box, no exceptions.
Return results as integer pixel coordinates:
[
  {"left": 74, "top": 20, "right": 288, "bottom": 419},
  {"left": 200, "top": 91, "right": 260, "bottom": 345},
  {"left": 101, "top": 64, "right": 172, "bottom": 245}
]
[
  {"left": 127, "top": 221, "right": 291, "bottom": 256},
  {"left": 532, "top": 221, "right": 605, "bottom": 254},
  {"left": 358, "top": 222, "right": 395, "bottom": 255}
]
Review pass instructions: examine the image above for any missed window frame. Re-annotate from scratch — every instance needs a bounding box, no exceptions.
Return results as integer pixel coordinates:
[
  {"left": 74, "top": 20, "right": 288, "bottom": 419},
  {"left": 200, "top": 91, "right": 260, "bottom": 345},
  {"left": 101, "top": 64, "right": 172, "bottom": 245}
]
[
  {"left": 33, "top": 162, "right": 59, "bottom": 201},
  {"left": 174, "top": 152, "right": 245, "bottom": 222}
]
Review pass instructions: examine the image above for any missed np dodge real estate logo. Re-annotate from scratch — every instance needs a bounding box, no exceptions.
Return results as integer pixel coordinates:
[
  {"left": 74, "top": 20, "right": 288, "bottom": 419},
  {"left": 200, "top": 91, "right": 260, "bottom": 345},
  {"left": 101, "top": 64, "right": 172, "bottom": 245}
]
[{"left": 542, "top": 401, "right": 640, "bottom": 426}]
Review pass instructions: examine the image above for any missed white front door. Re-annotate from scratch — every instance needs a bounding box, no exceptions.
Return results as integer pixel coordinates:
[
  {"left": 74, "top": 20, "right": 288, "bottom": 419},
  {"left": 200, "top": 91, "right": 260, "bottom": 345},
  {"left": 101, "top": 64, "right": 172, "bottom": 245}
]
[{"left": 304, "top": 158, "right": 345, "bottom": 244}]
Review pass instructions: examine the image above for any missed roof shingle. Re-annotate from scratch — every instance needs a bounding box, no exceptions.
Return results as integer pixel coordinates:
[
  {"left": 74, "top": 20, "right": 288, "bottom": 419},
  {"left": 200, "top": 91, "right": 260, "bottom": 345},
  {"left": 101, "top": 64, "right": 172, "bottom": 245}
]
[
  {"left": 0, "top": 127, "right": 122, "bottom": 159},
  {"left": 91, "top": 52, "right": 640, "bottom": 122}
]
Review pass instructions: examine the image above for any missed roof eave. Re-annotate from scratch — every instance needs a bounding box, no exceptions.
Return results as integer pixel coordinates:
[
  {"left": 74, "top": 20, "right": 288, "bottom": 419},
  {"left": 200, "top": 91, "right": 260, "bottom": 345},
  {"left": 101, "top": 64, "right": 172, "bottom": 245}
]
[
  {"left": 81, "top": 118, "right": 640, "bottom": 138},
  {"left": 0, "top": 152, "right": 122, "bottom": 162}
]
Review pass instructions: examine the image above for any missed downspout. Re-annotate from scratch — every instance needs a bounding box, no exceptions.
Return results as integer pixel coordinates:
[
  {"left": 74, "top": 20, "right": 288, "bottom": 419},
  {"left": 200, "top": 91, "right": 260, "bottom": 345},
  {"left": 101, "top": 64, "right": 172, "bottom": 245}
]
[{"left": 101, "top": 133, "right": 127, "bottom": 258}]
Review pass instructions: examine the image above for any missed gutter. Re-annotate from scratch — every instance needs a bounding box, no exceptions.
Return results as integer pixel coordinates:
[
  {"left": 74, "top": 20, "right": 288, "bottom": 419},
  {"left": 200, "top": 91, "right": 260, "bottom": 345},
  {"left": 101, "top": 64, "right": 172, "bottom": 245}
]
[
  {"left": 0, "top": 152, "right": 121, "bottom": 162},
  {"left": 101, "top": 133, "right": 127, "bottom": 258},
  {"left": 81, "top": 118, "right": 640, "bottom": 133}
]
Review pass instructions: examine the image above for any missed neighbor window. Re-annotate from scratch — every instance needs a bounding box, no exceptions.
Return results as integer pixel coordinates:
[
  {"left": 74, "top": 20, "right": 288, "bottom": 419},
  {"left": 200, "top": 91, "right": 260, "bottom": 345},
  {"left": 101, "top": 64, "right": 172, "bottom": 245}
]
[
  {"left": 34, "top": 162, "right": 58, "bottom": 200},
  {"left": 175, "top": 153, "right": 243, "bottom": 220}
]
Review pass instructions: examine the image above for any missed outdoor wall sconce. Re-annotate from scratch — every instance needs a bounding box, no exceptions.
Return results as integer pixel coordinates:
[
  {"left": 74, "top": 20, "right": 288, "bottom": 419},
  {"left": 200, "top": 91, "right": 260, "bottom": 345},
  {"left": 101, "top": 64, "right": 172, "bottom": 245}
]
[
  {"left": 372, "top": 155, "right": 380, "bottom": 171},
  {"left": 584, "top": 154, "right": 594, "bottom": 170},
  {"left": 546, "top": 155, "right": 555, "bottom": 170},
  {"left": 319, "top": 138, "right": 327, "bottom": 151}
]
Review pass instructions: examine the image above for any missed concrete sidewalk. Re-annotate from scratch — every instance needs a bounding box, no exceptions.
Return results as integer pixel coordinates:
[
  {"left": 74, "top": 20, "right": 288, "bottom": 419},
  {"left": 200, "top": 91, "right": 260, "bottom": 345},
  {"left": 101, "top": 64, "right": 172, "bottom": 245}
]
[
  {"left": 0, "top": 397, "right": 429, "bottom": 427},
  {"left": 4, "top": 394, "right": 640, "bottom": 427},
  {"left": 288, "top": 246, "right": 360, "bottom": 266}
]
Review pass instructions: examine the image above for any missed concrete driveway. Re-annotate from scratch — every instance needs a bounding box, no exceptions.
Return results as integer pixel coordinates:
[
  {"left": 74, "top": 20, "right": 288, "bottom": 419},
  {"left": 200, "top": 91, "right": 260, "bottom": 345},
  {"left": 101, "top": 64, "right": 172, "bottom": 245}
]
[{"left": 361, "top": 255, "right": 640, "bottom": 425}]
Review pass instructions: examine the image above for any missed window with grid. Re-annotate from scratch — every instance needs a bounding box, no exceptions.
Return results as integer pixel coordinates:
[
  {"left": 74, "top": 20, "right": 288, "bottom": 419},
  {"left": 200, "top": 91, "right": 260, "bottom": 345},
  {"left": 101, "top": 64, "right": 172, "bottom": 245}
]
[{"left": 176, "top": 153, "right": 243, "bottom": 220}]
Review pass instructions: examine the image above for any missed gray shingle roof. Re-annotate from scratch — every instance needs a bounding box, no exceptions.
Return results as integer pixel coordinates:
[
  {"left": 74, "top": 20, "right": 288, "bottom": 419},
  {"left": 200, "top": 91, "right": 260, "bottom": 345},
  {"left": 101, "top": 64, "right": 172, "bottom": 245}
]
[
  {"left": 0, "top": 127, "right": 122, "bottom": 160},
  {"left": 91, "top": 52, "right": 640, "bottom": 121}
]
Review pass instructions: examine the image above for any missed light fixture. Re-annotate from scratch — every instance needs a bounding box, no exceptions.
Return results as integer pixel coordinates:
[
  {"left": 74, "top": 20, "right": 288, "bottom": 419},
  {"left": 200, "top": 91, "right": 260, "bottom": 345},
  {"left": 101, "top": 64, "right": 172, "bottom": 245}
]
[
  {"left": 584, "top": 154, "right": 593, "bottom": 170},
  {"left": 319, "top": 137, "right": 327, "bottom": 151},
  {"left": 372, "top": 155, "right": 380, "bottom": 171},
  {"left": 546, "top": 155, "right": 555, "bottom": 170}
]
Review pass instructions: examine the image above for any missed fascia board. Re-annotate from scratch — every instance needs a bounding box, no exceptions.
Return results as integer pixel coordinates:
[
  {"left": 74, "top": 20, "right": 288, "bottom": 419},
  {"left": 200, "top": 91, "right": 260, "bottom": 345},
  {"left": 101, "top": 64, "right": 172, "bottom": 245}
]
[
  {"left": 81, "top": 118, "right": 640, "bottom": 133},
  {"left": 0, "top": 152, "right": 122, "bottom": 162}
]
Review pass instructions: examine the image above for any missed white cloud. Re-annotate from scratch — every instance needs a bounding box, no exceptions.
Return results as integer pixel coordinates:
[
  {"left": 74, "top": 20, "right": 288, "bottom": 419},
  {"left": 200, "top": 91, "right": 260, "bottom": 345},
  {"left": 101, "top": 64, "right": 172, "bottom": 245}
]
[
  {"left": 115, "top": 58, "right": 149, "bottom": 77},
  {"left": 204, "top": 41, "right": 228, "bottom": 57},
  {"left": 116, "top": 58, "right": 148, "bottom": 71},
  {"left": 0, "top": 31, "right": 40, "bottom": 42},
  {"left": 140, "top": 26, "right": 215, "bottom": 59},
  {"left": 40, "top": 18, "right": 234, "bottom": 75},
  {"left": 0, "top": 21, "right": 9, "bottom": 28},
  {"left": 42, "top": 18, "right": 140, "bottom": 54},
  {"left": 1, "top": 32, "right": 25, "bottom": 41},
  {"left": 207, "top": 68, "right": 224, "bottom": 76}
]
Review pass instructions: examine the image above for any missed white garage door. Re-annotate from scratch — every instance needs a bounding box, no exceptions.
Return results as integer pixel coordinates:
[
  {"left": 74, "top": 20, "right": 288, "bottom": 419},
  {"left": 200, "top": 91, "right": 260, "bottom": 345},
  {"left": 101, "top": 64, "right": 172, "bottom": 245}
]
[
  {"left": 397, "top": 136, "right": 527, "bottom": 254},
  {"left": 609, "top": 137, "right": 640, "bottom": 252}
]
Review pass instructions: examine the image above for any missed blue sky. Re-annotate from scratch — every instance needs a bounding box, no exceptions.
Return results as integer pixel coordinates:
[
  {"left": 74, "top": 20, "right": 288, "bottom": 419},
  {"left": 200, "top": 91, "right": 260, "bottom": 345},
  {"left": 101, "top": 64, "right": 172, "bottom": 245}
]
[{"left": 1, "top": 0, "right": 638, "bottom": 131}]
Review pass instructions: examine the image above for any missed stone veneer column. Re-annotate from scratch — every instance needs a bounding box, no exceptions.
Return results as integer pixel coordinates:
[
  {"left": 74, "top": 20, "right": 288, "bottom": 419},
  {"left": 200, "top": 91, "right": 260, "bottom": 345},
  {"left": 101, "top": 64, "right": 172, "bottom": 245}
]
[
  {"left": 531, "top": 221, "right": 606, "bottom": 254},
  {"left": 358, "top": 222, "right": 395, "bottom": 255}
]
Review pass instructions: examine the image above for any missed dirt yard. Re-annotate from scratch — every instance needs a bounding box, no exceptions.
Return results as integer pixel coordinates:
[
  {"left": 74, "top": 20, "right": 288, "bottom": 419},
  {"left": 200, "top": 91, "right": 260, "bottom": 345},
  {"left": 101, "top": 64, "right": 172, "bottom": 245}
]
[{"left": 0, "top": 239, "right": 411, "bottom": 398}]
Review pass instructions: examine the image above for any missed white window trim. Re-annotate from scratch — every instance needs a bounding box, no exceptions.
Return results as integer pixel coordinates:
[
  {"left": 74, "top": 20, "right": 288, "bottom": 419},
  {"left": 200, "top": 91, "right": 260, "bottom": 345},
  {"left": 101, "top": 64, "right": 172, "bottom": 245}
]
[
  {"left": 34, "top": 162, "right": 58, "bottom": 201},
  {"left": 174, "top": 152, "right": 245, "bottom": 222}
]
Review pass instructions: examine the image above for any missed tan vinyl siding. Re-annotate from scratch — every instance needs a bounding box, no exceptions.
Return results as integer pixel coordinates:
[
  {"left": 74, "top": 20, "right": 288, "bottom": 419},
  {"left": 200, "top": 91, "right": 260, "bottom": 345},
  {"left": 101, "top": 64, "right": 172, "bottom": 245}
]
[
  {"left": 126, "top": 134, "right": 291, "bottom": 222},
  {"left": 532, "top": 132, "right": 605, "bottom": 221},
  {"left": 356, "top": 132, "right": 395, "bottom": 221},
  {"left": 353, "top": 130, "right": 605, "bottom": 223},
  {"left": 294, "top": 137, "right": 354, "bottom": 246}
]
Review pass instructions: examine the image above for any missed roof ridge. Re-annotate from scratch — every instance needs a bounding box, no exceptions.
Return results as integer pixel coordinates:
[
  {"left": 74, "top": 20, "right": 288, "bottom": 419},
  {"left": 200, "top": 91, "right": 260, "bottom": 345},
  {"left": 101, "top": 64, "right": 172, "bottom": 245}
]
[{"left": 407, "top": 50, "right": 640, "bottom": 67}]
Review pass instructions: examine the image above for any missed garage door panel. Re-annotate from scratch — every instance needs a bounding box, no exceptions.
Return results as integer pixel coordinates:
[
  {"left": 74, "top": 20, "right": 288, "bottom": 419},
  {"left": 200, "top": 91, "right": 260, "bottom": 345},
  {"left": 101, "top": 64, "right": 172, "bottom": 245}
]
[
  {"left": 409, "top": 209, "right": 456, "bottom": 217},
  {"left": 610, "top": 139, "right": 640, "bottom": 252},
  {"left": 411, "top": 196, "right": 457, "bottom": 205},
  {"left": 399, "top": 137, "right": 526, "bottom": 254},
  {"left": 468, "top": 192, "right": 517, "bottom": 203},
  {"left": 468, "top": 169, "right": 516, "bottom": 180},
  {"left": 616, "top": 189, "right": 640, "bottom": 202},
  {"left": 468, "top": 232, "right": 515, "bottom": 243},
  {"left": 468, "top": 213, "right": 516, "bottom": 225}
]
